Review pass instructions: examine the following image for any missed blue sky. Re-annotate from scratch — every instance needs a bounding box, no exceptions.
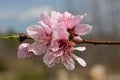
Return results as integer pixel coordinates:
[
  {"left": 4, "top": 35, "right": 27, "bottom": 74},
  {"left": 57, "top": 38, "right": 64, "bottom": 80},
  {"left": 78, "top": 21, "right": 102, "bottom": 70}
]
[
  {"left": 0, "top": 0, "right": 67, "bottom": 33},
  {"left": 0, "top": 0, "right": 118, "bottom": 34},
  {"left": 0, "top": 0, "right": 97, "bottom": 33}
]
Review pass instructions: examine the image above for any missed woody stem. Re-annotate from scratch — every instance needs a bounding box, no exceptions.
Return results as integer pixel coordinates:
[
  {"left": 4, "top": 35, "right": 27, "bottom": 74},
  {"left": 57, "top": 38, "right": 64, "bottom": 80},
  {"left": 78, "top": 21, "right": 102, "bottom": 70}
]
[{"left": 74, "top": 39, "right": 120, "bottom": 45}]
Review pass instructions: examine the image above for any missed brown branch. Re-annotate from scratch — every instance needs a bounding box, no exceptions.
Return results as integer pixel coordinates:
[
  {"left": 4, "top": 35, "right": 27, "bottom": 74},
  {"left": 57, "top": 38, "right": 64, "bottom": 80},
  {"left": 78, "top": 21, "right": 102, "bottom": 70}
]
[{"left": 74, "top": 39, "right": 120, "bottom": 45}]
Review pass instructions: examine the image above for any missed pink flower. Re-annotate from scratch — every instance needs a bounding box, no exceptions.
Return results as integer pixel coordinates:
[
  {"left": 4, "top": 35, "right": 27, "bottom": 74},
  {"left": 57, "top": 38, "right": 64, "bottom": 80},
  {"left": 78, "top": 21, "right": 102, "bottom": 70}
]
[
  {"left": 60, "top": 12, "right": 92, "bottom": 40},
  {"left": 43, "top": 27, "right": 86, "bottom": 70},
  {"left": 26, "top": 25, "right": 51, "bottom": 55},
  {"left": 17, "top": 11, "right": 92, "bottom": 70},
  {"left": 18, "top": 24, "right": 52, "bottom": 58},
  {"left": 17, "top": 11, "right": 60, "bottom": 58}
]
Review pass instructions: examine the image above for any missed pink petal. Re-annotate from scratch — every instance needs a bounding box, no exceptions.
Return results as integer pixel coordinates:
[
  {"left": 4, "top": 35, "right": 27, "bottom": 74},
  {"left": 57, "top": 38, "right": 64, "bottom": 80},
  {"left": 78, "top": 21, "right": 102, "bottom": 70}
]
[
  {"left": 52, "top": 50, "right": 63, "bottom": 57},
  {"left": 43, "top": 49, "right": 63, "bottom": 66},
  {"left": 26, "top": 25, "right": 45, "bottom": 40},
  {"left": 47, "top": 57, "right": 61, "bottom": 68},
  {"left": 50, "top": 40, "right": 59, "bottom": 52},
  {"left": 63, "top": 56, "right": 75, "bottom": 70},
  {"left": 17, "top": 43, "right": 33, "bottom": 58},
  {"left": 71, "top": 54, "right": 86, "bottom": 67},
  {"left": 69, "top": 16, "right": 80, "bottom": 29},
  {"left": 74, "top": 46, "right": 86, "bottom": 51},
  {"left": 63, "top": 11, "right": 72, "bottom": 18},
  {"left": 51, "top": 11, "right": 61, "bottom": 23},
  {"left": 73, "top": 36, "right": 82, "bottom": 41},
  {"left": 74, "top": 24, "right": 92, "bottom": 35},
  {"left": 80, "top": 13, "right": 87, "bottom": 20},
  {"left": 40, "top": 13, "right": 51, "bottom": 26},
  {"left": 52, "top": 27, "right": 69, "bottom": 40},
  {"left": 40, "top": 21, "right": 51, "bottom": 34},
  {"left": 43, "top": 51, "right": 57, "bottom": 65},
  {"left": 28, "top": 42, "right": 47, "bottom": 55}
]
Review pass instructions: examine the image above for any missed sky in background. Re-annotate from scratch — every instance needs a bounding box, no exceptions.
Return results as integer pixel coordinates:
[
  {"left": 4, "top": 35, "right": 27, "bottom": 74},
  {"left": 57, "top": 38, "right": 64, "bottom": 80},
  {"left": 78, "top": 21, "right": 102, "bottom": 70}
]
[
  {"left": 1, "top": 0, "right": 117, "bottom": 34},
  {"left": 0, "top": 0, "right": 67, "bottom": 33}
]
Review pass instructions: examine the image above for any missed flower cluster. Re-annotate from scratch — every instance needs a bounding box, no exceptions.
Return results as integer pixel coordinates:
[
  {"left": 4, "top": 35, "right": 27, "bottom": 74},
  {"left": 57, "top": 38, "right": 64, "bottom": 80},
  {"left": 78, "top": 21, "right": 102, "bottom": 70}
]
[{"left": 17, "top": 11, "right": 92, "bottom": 70}]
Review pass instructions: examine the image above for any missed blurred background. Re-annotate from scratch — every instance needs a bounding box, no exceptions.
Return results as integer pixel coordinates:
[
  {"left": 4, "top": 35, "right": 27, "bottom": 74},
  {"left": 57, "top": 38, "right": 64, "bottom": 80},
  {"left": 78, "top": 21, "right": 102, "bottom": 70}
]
[{"left": 0, "top": 0, "right": 120, "bottom": 80}]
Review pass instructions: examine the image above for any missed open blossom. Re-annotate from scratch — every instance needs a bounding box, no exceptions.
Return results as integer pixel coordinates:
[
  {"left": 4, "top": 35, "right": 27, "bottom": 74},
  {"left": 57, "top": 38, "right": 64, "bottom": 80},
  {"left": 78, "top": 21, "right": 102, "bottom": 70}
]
[
  {"left": 17, "top": 11, "right": 92, "bottom": 70},
  {"left": 43, "top": 26, "right": 86, "bottom": 70},
  {"left": 60, "top": 12, "right": 92, "bottom": 40},
  {"left": 17, "top": 25, "right": 52, "bottom": 58},
  {"left": 26, "top": 25, "right": 52, "bottom": 55}
]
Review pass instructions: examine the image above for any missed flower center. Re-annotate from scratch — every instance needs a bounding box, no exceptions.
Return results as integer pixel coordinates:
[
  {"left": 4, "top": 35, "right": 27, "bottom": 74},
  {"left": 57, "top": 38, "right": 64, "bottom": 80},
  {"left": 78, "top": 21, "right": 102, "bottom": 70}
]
[{"left": 58, "top": 40, "right": 75, "bottom": 54}]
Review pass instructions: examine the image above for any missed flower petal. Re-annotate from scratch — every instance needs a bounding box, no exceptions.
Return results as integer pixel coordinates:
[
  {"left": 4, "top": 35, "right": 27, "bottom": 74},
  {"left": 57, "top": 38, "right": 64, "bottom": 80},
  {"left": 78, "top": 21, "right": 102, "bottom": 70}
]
[
  {"left": 71, "top": 54, "right": 86, "bottom": 67},
  {"left": 74, "top": 46, "right": 86, "bottom": 51},
  {"left": 51, "top": 11, "right": 61, "bottom": 23},
  {"left": 63, "top": 11, "right": 72, "bottom": 18},
  {"left": 50, "top": 40, "right": 59, "bottom": 52},
  {"left": 17, "top": 43, "right": 33, "bottom": 58},
  {"left": 44, "top": 51, "right": 63, "bottom": 68},
  {"left": 73, "top": 36, "right": 82, "bottom": 41},
  {"left": 43, "top": 51, "right": 57, "bottom": 65},
  {"left": 53, "top": 50, "right": 63, "bottom": 57},
  {"left": 40, "top": 21, "right": 51, "bottom": 34},
  {"left": 63, "top": 56, "right": 75, "bottom": 70},
  {"left": 52, "top": 27, "right": 69, "bottom": 40},
  {"left": 40, "top": 12, "right": 51, "bottom": 26},
  {"left": 28, "top": 42, "right": 47, "bottom": 55},
  {"left": 80, "top": 13, "right": 87, "bottom": 20},
  {"left": 74, "top": 24, "right": 92, "bottom": 35},
  {"left": 69, "top": 16, "right": 80, "bottom": 29},
  {"left": 26, "top": 25, "right": 45, "bottom": 40}
]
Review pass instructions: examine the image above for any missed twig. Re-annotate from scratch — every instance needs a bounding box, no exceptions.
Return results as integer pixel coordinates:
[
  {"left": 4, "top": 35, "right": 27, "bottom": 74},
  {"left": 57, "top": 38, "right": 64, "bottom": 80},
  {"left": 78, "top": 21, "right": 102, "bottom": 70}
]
[{"left": 74, "top": 39, "right": 120, "bottom": 45}]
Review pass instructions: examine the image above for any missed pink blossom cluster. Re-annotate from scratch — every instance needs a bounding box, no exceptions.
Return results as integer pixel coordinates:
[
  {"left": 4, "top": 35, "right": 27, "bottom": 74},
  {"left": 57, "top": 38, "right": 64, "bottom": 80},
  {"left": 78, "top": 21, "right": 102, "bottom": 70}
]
[{"left": 17, "top": 11, "right": 92, "bottom": 70}]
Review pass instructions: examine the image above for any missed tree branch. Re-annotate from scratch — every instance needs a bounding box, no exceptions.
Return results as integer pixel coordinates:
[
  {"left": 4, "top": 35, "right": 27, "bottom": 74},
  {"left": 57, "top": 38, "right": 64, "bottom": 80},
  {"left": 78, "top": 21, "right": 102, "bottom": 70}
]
[{"left": 74, "top": 39, "right": 120, "bottom": 45}]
